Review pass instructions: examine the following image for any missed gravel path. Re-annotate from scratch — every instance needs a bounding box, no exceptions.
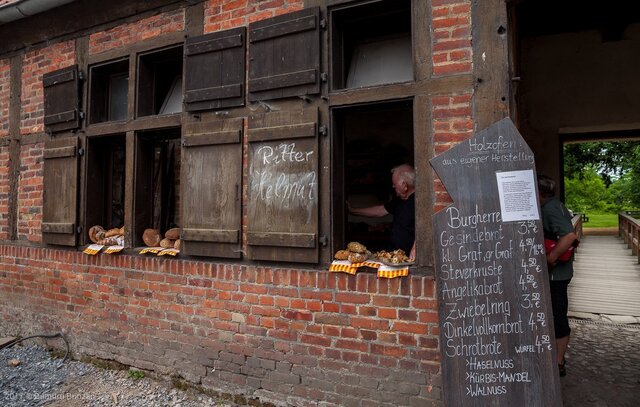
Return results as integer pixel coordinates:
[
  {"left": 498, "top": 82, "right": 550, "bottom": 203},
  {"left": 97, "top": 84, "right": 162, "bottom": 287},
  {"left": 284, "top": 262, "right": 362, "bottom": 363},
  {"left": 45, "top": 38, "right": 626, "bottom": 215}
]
[{"left": 0, "top": 344, "right": 236, "bottom": 407}]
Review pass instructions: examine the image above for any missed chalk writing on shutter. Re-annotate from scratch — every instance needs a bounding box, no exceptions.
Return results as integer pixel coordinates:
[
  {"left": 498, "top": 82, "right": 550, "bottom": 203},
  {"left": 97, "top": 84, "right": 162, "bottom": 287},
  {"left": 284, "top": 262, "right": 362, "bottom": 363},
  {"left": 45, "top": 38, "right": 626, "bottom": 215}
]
[{"left": 247, "top": 109, "right": 319, "bottom": 263}]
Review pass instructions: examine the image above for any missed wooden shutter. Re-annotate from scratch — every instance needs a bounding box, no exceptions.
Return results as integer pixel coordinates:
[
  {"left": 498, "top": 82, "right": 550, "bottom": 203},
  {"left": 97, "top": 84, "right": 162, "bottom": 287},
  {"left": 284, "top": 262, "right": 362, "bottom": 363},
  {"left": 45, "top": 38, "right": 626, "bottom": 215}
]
[
  {"left": 42, "top": 137, "right": 79, "bottom": 246},
  {"left": 248, "top": 7, "right": 321, "bottom": 101},
  {"left": 247, "top": 108, "right": 319, "bottom": 263},
  {"left": 184, "top": 27, "right": 246, "bottom": 111},
  {"left": 181, "top": 118, "right": 243, "bottom": 258},
  {"left": 43, "top": 65, "right": 81, "bottom": 133}
]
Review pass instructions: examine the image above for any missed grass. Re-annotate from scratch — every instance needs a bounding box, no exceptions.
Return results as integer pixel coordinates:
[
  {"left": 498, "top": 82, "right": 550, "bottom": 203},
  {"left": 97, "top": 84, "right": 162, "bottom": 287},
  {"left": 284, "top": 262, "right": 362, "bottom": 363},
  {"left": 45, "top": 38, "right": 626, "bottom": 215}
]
[
  {"left": 127, "top": 368, "right": 145, "bottom": 380},
  {"left": 583, "top": 212, "right": 618, "bottom": 228}
]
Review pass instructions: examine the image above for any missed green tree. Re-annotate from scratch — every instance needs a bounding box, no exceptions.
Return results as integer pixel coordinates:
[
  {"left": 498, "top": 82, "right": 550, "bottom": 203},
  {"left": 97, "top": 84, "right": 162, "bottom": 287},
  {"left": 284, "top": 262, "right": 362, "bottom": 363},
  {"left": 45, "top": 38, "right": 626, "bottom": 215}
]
[
  {"left": 607, "top": 172, "right": 635, "bottom": 211},
  {"left": 564, "top": 166, "right": 609, "bottom": 212},
  {"left": 627, "top": 144, "right": 640, "bottom": 208},
  {"left": 564, "top": 141, "right": 640, "bottom": 210},
  {"left": 564, "top": 141, "right": 640, "bottom": 186}
]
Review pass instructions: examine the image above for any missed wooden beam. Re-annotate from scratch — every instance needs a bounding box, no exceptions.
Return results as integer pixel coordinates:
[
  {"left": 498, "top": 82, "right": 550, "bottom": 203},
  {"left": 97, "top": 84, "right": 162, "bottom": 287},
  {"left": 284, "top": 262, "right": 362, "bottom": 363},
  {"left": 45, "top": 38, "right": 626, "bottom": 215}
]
[
  {"left": 471, "top": 0, "right": 511, "bottom": 131},
  {"left": 7, "top": 55, "right": 22, "bottom": 241}
]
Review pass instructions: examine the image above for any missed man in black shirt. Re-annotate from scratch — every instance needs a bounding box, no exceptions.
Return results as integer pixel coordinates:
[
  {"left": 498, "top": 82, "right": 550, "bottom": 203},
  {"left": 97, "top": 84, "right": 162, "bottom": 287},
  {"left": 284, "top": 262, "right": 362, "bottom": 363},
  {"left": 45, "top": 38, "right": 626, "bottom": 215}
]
[{"left": 348, "top": 164, "right": 416, "bottom": 259}]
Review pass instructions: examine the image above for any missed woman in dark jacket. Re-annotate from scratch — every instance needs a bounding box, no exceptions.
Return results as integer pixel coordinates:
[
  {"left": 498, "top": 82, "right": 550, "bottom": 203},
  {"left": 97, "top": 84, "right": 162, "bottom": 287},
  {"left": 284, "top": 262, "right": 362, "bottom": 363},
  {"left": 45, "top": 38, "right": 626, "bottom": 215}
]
[{"left": 538, "top": 175, "right": 578, "bottom": 377}]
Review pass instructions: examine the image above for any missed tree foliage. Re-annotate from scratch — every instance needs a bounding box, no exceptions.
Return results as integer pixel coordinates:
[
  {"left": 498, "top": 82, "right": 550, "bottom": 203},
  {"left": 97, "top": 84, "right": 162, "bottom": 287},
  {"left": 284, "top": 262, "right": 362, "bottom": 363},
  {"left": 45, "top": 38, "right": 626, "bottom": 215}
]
[
  {"left": 564, "top": 141, "right": 640, "bottom": 211},
  {"left": 564, "top": 141, "right": 640, "bottom": 186}
]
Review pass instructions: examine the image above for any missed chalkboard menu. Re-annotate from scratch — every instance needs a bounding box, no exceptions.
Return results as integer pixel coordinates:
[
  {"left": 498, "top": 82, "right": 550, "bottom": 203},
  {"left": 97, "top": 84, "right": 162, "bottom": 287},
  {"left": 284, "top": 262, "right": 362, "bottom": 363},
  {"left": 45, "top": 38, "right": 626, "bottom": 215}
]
[{"left": 430, "top": 118, "right": 562, "bottom": 406}]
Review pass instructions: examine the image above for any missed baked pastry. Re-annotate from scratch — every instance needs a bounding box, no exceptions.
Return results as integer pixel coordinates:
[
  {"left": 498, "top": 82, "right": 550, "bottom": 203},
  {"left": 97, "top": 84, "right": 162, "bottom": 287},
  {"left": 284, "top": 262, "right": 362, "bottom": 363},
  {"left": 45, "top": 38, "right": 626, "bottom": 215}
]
[
  {"left": 347, "top": 241, "right": 367, "bottom": 254},
  {"left": 88, "top": 225, "right": 105, "bottom": 243},
  {"left": 334, "top": 249, "right": 350, "bottom": 260},
  {"left": 142, "top": 228, "right": 161, "bottom": 247},
  {"left": 160, "top": 238, "right": 175, "bottom": 249},
  {"left": 104, "top": 228, "right": 122, "bottom": 238},
  {"left": 374, "top": 249, "right": 410, "bottom": 264},
  {"left": 165, "top": 227, "right": 180, "bottom": 240},
  {"left": 174, "top": 239, "right": 181, "bottom": 250},
  {"left": 348, "top": 252, "right": 369, "bottom": 263}
]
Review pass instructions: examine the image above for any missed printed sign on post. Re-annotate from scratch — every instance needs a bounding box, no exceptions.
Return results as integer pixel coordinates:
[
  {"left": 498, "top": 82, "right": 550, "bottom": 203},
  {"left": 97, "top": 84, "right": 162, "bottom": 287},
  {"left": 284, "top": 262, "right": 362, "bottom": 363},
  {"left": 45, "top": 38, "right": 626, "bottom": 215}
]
[{"left": 496, "top": 170, "right": 540, "bottom": 222}]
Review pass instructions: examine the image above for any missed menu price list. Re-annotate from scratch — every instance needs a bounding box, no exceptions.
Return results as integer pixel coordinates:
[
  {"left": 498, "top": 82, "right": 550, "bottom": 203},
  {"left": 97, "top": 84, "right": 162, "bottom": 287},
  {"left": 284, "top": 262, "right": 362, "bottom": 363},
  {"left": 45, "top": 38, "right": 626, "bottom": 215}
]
[{"left": 438, "top": 207, "right": 553, "bottom": 400}]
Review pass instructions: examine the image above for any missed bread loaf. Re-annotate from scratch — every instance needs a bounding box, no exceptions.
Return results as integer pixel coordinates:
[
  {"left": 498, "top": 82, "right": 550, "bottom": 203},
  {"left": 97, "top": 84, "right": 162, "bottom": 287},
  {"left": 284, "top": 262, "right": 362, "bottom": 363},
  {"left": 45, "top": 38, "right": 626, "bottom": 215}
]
[
  {"left": 160, "top": 238, "right": 175, "bottom": 249},
  {"left": 334, "top": 250, "right": 350, "bottom": 260},
  {"left": 165, "top": 227, "right": 180, "bottom": 240},
  {"left": 142, "top": 228, "right": 161, "bottom": 247},
  {"left": 347, "top": 241, "right": 367, "bottom": 254},
  {"left": 97, "top": 236, "right": 120, "bottom": 246},
  {"left": 348, "top": 252, "right": 369, "bottom": 263},
  {"left": 104, "top": 228, "right": 121, "bottom": 238},
  {"left": 88, "top": 225, "right": 105, "bottom": 243}
]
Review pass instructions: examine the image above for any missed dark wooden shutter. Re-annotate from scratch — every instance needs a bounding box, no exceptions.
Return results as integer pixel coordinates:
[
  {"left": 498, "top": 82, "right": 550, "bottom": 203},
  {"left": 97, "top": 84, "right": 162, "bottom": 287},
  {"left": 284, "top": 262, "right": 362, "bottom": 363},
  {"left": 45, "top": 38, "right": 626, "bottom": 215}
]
[
  {"left": 43, "top": 65, "right": 81, "bottom": 133},
  {"left": 247, "top": 108, "right": 319, "bottom": 263},
  {"left": 248, "top": 7, "right": 321, "bottom": 101},
  {"left": 184, "top": 27, "right": 246, "bottom": 111},
  {"left": 181, "top": 118, "right": 243, "bottom": 258},
  {"left": 42, "top": 137, "right": 79, "bottom": 246}
]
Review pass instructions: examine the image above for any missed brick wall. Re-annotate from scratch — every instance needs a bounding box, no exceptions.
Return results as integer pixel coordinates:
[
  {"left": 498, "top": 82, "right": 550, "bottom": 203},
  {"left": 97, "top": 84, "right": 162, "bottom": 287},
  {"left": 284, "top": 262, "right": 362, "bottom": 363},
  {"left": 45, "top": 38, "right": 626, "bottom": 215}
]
[
  {"left": 17, "top": 143, "right": 43, "bottom": 242},
  {"left": 89, "top": 9, "right": 185, "bottom": 55},
  {"left": 431, "top": 0, "right": 474, "bottom": 210},
  {"left": 431, "top": 0, "right": 472, "bottom": 77},
  {"left": 0, "top": 245, "right": 442, "bottom": 406},
  {"left": 0, "top": 147, "right": 9, "bottom": 240},
  {"left": 0, "top": 59, "right": 9, "bottom": 137},
  {"left": 204, "top": 0, "right": 304, "bottom": 33}
]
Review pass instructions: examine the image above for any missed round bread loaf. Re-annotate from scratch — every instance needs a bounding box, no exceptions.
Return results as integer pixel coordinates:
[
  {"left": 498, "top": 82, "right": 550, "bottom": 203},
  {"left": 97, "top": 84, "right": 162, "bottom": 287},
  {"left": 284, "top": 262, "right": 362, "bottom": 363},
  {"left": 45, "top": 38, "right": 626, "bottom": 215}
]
[
  {"left": 142, "top": 228, "right": 161, "bottom": 247},
  {"left": 160, "top": 238, "right": 175, "bottom": 249},
  {"left": 347, "top": 241, "right": 367, "bottom": 254},
  {"left": 348, "top": 251, "right": 369, "bottom": 263},
  {"left": 88, "top": 225, "right": 105, "bottom": 243},
  {"left": 165, "top": 227, "right": 180, "bottom": 240},
  {"left": 334, "top": 249, "right": 350, "bottom": 260}
]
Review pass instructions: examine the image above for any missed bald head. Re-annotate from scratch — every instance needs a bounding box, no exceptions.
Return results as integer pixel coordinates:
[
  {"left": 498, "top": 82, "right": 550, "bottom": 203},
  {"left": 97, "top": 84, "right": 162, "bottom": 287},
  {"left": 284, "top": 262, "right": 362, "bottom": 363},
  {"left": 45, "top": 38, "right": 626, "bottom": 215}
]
[{"left": 391, "top": 164, "right": 415, "bottom": 200}]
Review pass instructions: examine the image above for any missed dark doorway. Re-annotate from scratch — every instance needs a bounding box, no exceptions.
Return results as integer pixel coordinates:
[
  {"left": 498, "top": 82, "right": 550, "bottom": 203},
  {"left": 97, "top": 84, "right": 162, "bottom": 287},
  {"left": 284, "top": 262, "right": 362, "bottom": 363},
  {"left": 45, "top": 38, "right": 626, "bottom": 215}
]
[{"left": 511, "top": 0, "right": 640, "bottom": 181}]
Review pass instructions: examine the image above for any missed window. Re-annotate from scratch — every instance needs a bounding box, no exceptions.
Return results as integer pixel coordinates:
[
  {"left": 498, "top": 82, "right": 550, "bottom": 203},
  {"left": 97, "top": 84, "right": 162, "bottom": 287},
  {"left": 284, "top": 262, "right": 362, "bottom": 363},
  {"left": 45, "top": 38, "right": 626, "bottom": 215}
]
[
  {"left": 330, "top": 0, "right": 413, "bottom": 91},
  {"left": 85, "top": 135, "right": 126, "bottom": 232},
  {"left": 133, "top": 128, "right": 181, "bottom": 247},
  {"left": 332, "top": 100, "right": 414, "bottom": 253},
  {"left": 88, "top": 58, "right": 129, "bottom": 123},
  {"left": 137, "top": 45, "right": 183, "bottom": 117}
]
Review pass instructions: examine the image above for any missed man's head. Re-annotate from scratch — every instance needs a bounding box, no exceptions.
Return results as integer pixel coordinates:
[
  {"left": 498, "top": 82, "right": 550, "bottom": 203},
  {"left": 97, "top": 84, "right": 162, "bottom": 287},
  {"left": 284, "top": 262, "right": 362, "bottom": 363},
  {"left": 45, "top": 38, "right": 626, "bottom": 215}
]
[
  {"left": 391, "top": 164, "right": 416, "bottom": 200},
  {"left": 537, "top": 174, "right": 556, "bottom": 199}
]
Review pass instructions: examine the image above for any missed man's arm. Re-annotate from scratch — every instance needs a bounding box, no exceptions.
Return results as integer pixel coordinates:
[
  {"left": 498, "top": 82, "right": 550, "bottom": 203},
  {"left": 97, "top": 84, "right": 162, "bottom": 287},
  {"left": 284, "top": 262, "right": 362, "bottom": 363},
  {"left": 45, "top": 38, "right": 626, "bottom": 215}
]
[{"left": 347, "top": 202, "right": 389, "bottom": 217}]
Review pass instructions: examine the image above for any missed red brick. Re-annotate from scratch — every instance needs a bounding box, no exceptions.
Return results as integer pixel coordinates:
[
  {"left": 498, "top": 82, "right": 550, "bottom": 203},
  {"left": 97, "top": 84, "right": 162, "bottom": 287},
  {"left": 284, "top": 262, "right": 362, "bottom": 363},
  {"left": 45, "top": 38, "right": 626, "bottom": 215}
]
[
  {"left": 335, "top": 339, "right": 368, "bottom": 352},
  {"left": 392, "top": 321, "right": 429, "bottom": 335}
]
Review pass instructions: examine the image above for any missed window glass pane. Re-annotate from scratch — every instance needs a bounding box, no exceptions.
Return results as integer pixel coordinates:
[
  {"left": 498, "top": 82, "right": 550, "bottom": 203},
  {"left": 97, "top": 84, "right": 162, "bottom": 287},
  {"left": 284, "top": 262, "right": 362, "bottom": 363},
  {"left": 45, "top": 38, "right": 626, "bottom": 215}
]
[{"left": 109, "top": 75, "right": 128, "bottom": 121}]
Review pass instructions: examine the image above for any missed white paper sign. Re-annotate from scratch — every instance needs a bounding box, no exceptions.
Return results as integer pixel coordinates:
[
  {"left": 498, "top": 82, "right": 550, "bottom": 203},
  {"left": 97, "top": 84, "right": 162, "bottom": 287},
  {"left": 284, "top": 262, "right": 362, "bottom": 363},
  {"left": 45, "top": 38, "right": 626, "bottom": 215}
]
[{"left": 496, "top": 170, "right": 540, "bottom": 222}]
